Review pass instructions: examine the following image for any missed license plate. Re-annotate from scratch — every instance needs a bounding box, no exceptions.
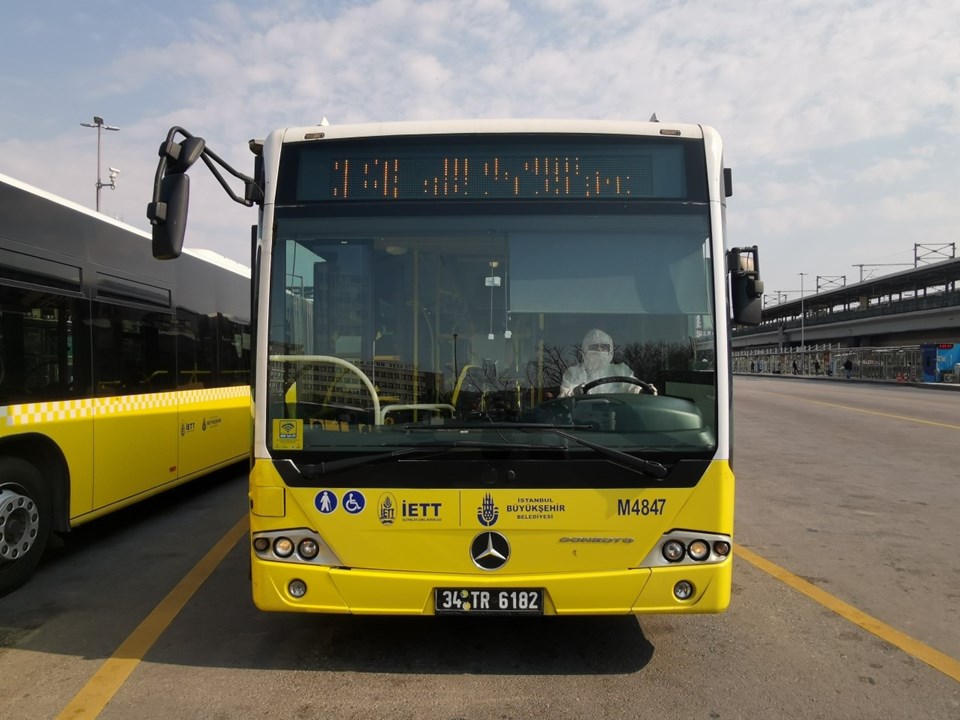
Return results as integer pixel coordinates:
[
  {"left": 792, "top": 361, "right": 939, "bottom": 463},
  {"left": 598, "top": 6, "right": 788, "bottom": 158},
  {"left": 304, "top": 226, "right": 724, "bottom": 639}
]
[{"left": 434, "top": 588, "right": 544, "bottom": 615}]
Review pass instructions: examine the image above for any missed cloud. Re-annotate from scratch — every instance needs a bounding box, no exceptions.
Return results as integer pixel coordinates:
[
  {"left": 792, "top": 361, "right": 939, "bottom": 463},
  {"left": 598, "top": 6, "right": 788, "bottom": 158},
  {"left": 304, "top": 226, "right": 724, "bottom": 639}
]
[
  {"left": 879, "top": 191, "right": 954, "bottom": 221},
  {"left": 855, "top": 146, "right": 937, "bottom": 184},
  {"left": 855, "top": 157, "right": 931, "bottom": 184},
  {"left": 3, "top": 0, "right": 960, "bottom": 295}
]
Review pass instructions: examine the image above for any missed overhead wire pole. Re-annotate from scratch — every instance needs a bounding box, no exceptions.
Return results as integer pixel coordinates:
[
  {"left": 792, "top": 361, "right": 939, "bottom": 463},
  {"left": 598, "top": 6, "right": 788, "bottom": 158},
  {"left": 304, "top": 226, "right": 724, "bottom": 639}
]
[
  {"left": 798, "top": 272, "right": 808, "bottom": 347},
  {"left": 81, "top": 116, "right": 120, "bottom": 212},
  {"left": 816, "top": 275, "right": 846, "bottom": 292},
  {"left": 914, "top": 243, "right": 956, "bottom": 266},
  {"left": 851, "top": 263, "right": 913, "bottom": 283}
]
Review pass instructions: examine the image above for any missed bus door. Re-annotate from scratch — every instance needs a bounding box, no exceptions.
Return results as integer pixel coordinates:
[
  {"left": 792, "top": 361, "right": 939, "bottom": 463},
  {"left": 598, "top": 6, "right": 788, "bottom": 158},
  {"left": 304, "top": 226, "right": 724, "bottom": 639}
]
[
  {"left": 175, "top": 310, "right": 251, "bottom": 478},
  {"left": 91, "top": 301, "right": 179, "bottom": 507}
]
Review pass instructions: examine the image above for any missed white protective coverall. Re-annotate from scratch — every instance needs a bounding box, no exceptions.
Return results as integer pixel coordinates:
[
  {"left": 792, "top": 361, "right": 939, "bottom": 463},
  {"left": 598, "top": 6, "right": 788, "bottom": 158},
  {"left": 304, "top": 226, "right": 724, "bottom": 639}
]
[{"left": 558, "top": 328, "right": 643, "bottom": 396}]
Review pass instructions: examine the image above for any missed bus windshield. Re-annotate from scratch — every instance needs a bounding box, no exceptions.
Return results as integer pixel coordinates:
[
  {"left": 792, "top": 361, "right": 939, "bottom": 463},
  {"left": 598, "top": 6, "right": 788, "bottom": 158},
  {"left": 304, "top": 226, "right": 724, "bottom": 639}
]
[{"left": 267, "top": 208, "right": 717, "bottom": 455}]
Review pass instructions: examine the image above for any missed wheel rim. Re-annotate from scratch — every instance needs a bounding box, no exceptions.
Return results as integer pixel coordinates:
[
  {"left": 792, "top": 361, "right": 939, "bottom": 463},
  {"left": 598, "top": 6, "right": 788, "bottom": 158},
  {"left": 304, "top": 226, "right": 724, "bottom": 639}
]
[{"left": 0, "top": 487, "right": 40, "bottom": 561}]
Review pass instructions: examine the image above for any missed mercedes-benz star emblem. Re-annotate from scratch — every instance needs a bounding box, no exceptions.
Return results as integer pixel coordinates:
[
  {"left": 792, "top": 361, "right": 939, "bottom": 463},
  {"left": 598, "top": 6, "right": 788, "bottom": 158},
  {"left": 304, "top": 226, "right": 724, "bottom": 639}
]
[{"left": 470, "top": 531, "right": 510, "bottom": 570}]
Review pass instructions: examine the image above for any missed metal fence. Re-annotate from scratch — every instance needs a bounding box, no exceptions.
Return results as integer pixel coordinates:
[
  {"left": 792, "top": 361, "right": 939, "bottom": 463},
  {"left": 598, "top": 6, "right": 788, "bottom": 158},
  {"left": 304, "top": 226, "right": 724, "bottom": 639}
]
[{"left": 732, "top": 344, "right": 926, "bottom": 382}]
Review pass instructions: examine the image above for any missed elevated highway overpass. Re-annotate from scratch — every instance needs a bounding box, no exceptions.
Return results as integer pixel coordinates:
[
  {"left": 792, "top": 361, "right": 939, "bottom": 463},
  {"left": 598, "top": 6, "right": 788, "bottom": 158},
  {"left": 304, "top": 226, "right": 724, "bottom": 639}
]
[{"left": 732, "top": 257, "right": 960, "bottom": 350}]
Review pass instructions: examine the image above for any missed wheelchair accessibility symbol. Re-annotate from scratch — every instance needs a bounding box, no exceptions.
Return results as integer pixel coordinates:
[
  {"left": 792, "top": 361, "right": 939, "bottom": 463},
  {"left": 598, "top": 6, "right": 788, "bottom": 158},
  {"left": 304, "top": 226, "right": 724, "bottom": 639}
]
[{"left": 343, "top": 490, "right": 366, "bottom": 515}]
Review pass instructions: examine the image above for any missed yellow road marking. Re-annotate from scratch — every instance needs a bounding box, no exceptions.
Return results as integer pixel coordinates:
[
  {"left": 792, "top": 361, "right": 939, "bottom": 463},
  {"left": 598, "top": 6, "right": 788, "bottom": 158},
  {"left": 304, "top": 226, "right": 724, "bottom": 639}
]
[
  {"left": 770, "top": 392, "right": 960, "bottom": 431},
  {"left": 806, "top": 399, "right": 960, "bottom": 430},
  {"left": 56, "top": 515, "right": 249, "bottom": 719},
  {"left": 736, "top": 544, "right": 960, "bottom": 683}
]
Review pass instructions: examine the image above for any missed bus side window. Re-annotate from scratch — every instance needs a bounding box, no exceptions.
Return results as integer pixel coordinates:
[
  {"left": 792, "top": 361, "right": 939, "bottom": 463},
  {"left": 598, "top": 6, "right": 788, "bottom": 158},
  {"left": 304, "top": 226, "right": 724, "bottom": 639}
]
[
  {"left": 219, "top": 314, "right": 250, "bottom": 387},
  {"left": 176, "top": 308, "right": 216, "bottom": 389},
  {"left": 92, "top": 302, "right": 176, "bottom": 395},
  {"left": 1, "top": 285, "right": 91, "bottom": 402}
]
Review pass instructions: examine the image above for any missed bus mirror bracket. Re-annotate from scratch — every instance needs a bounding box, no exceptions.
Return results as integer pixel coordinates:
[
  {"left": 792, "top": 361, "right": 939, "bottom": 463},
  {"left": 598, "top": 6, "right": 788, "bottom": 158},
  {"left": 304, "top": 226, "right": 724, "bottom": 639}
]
[
  {"left": 728, "top": 245, "right": 763, "bottom": 326},
  {"left": 147, "top": 126, "right": 262, "bottom": 260}
]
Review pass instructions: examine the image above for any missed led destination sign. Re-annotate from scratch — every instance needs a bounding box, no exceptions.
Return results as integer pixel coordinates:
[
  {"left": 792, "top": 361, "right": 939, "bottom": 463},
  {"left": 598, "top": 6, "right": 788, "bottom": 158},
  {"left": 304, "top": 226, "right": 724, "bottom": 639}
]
[{"left": 282, "top": 135, "right": 706, "bottom": 204}]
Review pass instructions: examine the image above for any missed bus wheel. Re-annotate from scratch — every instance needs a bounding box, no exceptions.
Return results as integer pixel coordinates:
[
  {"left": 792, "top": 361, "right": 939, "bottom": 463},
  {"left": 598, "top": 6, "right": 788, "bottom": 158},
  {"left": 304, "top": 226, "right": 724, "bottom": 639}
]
[{"left": 0, "top": 458, "right": 51, "bottom": 597}]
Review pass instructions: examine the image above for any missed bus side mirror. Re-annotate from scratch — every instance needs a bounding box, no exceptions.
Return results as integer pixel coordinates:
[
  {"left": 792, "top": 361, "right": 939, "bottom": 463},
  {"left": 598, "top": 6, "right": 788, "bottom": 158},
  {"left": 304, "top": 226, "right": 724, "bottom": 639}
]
[
  {"left": 147, "top": 134, "right": 206, "bottom": 260},
  {"left": 148, "top": 173, "right": 190, "bottom": 260},
  {"left": 728, "top": 246, "right": 763, "bottom": 326}
]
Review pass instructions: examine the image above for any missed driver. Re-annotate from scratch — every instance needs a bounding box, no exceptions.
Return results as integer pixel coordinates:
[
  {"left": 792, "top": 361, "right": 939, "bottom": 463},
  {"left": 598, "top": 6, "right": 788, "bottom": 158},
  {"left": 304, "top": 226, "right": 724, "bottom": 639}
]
[{"left": 559, "top": 328, "right": 646, "bottom": 397}]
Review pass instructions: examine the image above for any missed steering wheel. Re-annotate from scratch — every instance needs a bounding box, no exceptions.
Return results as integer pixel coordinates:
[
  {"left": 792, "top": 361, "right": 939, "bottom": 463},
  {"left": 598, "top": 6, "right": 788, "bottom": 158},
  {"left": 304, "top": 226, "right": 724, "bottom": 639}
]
[{"left": 578, "top": 376, "right": 657, "bottom": 395}]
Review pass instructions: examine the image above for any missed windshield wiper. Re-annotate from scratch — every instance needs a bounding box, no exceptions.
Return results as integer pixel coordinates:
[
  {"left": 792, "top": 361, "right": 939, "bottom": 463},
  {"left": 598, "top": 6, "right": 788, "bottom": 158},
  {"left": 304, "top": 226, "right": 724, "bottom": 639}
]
[
  {"left": 519, "top": 427, "right": 669, "bottom": 480},
  {"left": 295, "top": 440, "right": 564, "bottom": 478},
  {"left": 297, "top": 447, "right": 427, "bottom": 477},
  {"left": 400, "top": 423, "right": 669, "bottom": 480},
  {"left": 401, "top": 422, "right": 593, "bottom": 431}
]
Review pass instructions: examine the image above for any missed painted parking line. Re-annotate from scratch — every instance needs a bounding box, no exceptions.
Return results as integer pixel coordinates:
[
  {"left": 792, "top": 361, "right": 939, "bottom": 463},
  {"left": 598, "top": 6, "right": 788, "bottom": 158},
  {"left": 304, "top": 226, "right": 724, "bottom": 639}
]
[
  {"left": 806, "top": 399, "right": 960, "bottom": 430},
  {"left": 56, "top": 515, "right": 249, "bottom": 719},
  {"left": 736, "top": 545, "right": 960, "bottom": 683},
  {"left": 770, "top": 392, "right": 960, "bottom": 431}
]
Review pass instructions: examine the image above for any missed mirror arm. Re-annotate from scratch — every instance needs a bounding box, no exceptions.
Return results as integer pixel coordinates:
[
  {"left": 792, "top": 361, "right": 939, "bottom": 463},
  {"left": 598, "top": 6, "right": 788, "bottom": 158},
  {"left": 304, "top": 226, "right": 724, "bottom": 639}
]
[
  {"left": 199, "top": 152, "right": 261, "bottom": 207},
  {"left": 148, "top": 126, "right": 261, "bottom": 219}
]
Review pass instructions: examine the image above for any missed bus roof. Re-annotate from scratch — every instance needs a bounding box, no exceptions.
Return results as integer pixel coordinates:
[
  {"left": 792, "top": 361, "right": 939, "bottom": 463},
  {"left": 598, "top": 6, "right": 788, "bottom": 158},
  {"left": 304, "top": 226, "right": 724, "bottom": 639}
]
[
  {"left": 275, "top": 119, "right": 712, "bottom": 145},
  {"left": 0, "top": 172, "right": 250, "bottom": 279}
]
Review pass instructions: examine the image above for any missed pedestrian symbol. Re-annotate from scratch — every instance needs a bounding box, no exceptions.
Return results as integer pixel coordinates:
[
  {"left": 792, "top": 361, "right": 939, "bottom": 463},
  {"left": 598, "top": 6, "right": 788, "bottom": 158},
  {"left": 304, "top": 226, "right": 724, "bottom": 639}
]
[{"left": 315, "top": 490, "right": 338, "bottom": 514}]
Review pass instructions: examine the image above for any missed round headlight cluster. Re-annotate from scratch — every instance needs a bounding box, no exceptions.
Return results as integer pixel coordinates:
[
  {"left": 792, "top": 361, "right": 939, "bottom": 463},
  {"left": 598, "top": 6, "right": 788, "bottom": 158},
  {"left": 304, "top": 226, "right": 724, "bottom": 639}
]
[
  {"left": 252, "top": 533, "right": 328, "bottom": 563},
  {"left": 660, "top": 536, "right": 731, "bottom": 564}
]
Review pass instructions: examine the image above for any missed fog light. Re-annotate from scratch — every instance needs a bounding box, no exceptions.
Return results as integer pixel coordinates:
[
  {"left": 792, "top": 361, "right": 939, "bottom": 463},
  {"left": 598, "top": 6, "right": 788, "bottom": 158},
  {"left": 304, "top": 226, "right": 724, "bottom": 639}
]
[
  {"left": 674, "top": 580, "right": 694, "bottom": 600},
  {"left": 688, "top": 539, "right": 710, "bottom": 561},
  {"left": 253, "top": 537, "right": 270, "bottom": 553},
  {"left": 662, "top": 540, "right": 685, "bottom": 563},
  {"left": 713, "top": 540, "right": 731, "bottom": 557},
  {"left": 274, "top": 537, "right": 294, "bottom": 558},
  {"left": 288, "top": 579, "right": 307, "bottom": 598},
  {"left": 298, "top": 538, "right": 320, "bottom": 559}
]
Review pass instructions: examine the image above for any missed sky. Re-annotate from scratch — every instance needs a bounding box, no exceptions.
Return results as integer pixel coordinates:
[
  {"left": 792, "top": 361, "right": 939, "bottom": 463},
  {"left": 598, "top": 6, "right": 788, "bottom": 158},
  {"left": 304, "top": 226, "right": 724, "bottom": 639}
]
[{"left": 2, "top": 0, "right": 959, "bottom": 300}]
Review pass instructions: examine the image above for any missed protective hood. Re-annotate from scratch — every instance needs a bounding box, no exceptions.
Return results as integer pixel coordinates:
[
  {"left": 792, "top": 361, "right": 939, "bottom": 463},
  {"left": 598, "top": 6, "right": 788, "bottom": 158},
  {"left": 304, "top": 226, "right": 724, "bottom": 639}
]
[{"left": 581, "top": 328, "right": 614, "bottom": 375}]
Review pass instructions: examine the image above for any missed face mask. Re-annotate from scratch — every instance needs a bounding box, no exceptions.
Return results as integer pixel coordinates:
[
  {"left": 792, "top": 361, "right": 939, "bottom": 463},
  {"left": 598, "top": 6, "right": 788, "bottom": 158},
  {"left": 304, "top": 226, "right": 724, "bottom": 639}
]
[{"left": 584, "top": 350, "right": 609, "bottom": 372}]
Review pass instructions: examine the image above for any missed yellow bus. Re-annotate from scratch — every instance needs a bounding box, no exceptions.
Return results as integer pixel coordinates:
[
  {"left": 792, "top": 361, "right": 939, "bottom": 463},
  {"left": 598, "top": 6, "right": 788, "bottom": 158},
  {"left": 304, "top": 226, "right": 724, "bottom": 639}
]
[
  {"left": 149, "top": 119, "right": 762, "bottom": 615},
  {"left": 0, "top": 173, "right": 251, "bottom": 596}
]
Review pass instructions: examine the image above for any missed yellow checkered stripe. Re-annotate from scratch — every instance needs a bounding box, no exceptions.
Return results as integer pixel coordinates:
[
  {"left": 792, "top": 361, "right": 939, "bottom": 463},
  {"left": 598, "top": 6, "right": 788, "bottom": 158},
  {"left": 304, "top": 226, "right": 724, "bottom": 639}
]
[
  {"left": 177, "top": 386, "right": 251, "bottom": 405},
  {"left": 0, "top": 386, "right": 250, "bottom": 427}
]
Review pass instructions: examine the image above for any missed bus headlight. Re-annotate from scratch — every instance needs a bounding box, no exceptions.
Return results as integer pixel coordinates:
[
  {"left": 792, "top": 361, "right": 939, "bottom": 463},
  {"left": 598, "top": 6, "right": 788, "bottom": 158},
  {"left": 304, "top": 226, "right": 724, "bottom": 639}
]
[
  {"left": 687, "top": 539, "right": 710, "bottom": 561},
  {"left": 273, "top": 537, "right": 294, "bottom": 558},
  {"left": 662, "top": 540, "right": 685, "bottom": 562},
  {"left": 252, "top": 536, "right": 270, "bottom": 553},
  {"left": 639, "top": 531, "right": 732, "bottom": 568},
  {"left": 252, "top": 529, "right": 343, "bottom": 566},
  {"left": 298, "top": 538, "right": 320, "bottom": 559}
]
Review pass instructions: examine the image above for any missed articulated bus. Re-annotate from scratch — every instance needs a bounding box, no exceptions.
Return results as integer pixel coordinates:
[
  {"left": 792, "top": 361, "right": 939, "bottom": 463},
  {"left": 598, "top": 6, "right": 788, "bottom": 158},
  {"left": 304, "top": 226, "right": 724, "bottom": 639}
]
[
  {"left": 149, "top": 119, "right": 762, "bottom": 615},
  {"left": 0, "top": 173, "right": 251, "bottom": 595}
]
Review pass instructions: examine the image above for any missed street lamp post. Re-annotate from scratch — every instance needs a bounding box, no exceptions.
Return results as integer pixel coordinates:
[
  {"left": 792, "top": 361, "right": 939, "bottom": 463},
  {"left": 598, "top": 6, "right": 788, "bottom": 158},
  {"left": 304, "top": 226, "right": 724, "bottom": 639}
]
[
  {"left": 80, "top": 116, "right": 120, "bottom": 212},
  {"left": 798, "top": 272, "right": 808, "bottom": 348}
]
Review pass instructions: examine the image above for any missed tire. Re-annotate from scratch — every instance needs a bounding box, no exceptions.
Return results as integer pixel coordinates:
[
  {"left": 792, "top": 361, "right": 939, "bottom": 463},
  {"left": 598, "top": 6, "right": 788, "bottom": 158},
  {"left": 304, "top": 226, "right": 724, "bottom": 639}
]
[{"left": 0, "top": 457, "right": 51, "bottom": 597}]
